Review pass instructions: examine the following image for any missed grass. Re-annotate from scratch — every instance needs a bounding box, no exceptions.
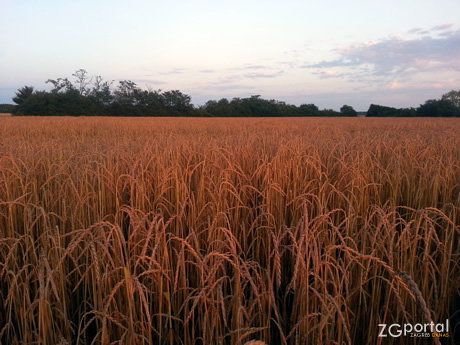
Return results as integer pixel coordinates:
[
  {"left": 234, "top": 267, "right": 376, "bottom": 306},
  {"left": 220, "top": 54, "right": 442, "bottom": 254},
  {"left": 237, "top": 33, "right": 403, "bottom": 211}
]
[{"left": 0, "top": 116, "right": 459, "bottom": 345}]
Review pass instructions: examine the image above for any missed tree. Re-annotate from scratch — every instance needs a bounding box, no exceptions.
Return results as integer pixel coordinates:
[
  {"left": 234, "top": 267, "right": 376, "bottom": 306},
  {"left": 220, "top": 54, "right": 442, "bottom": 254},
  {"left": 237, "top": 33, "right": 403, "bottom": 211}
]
[
  {"left": 399, "top": 107, "right": 417, "bottom": 117},
  {"left": 417, "top": 99, "right": 460, "bottom": 117},
  {"left": 320, "top": 108, "right": 341, "bottom": 116},
  {"left": 203, "top": 98, "right": 234, "bottom": 116},
  {"left": 0, "top": 104, "right": 14, "bottom": 112},
  {"left": 340, "top": 104, "right": 357, "bottom": 116},
  {"left": 72, "top": 69, "right": 92, "bottom": 96},
  {"left": 12, "top": 85, "right": 34, "bottom": 105},
  {"left": 46, "top": 77, "right": 74, "bottom": 93},
  {"left": 114, "top": 80, "right": 141, "bottom": 105},
  {"left": 367, "top": 104, "right": 399, "bottom": 117},
  {"left": 441, "top": 90, "right": 460, "bottom": 108},
  {"left": 90, "top": 76, "right": 113, "bottom": 106},
  {"left": 13, "top": 91, "right": 56, "bottom": 115},
  {"left": 162, "top": 90, "right": 193, "bottom": 114},
  {"left": 299, "top": 104, "right": 319, "bottom": 116},
  {"left": 143, "top": 88, "right": 164, "bottom": 111}
]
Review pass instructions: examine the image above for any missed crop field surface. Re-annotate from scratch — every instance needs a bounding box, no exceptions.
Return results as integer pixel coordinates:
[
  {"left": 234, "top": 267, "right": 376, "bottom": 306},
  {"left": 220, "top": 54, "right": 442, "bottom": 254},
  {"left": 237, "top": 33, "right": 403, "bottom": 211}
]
[{"left": 0, "top": 117, "right": 459, "bottom": 345}]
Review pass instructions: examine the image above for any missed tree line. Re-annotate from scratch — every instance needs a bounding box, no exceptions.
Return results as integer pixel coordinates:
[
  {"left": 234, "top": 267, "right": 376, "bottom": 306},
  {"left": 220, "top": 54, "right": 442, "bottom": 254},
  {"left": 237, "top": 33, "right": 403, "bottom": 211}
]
[
  {"left": 367, "top": 90, "right": 460, "bottom": 117},
  {"left": 12, "top": 70, "right": 194, "bottom": 117},
  {"left": 0, "top": 104, "right": 14, "bottom": 113},
  {"left": 10, "top": 69, "right": 460, "bottom": 117}
]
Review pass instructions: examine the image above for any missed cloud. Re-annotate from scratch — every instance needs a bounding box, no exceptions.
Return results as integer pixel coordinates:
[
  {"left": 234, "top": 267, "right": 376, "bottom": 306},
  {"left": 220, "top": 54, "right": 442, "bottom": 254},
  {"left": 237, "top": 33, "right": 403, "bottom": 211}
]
[
  {"left": 218, "top": 62, "right": 286, "bottom": 80},
  {"left": 188, "top": 81, "right": 256, "bottom": 105},
  {"left": 241, "top": 64, "right": 269, "bottom": 70},
  {"left": 431, "top": 24, "right": 453, "bottom": 31},
  {"left": 303, "top": 27, "right": 460, "bottom": 82},
  {"left": 229, "top": 63, "right": 273, "bottom": 72},
  {"left": 131, "top": 78, "right": 167, "bottom": 85},
  {"left": 407, "top": 27, "right": 430, "bottom": 36},
  {"left": 204, "top": 83, "right": 255, "bottom": 92},
  {"left": 157, "top": 68, "right": 187, "bottom": 76},
  {"left": 244, "top": 70, "right": 284, "bottom": 79},
  {"left": 191, "top": 74, "right": 256, "bottom": 92},
  {"left": 407, "top": 27, "right": 424, "bottom": 34},
  {"left": 312, "top": 68, "right": 341, "bottom": 79}
]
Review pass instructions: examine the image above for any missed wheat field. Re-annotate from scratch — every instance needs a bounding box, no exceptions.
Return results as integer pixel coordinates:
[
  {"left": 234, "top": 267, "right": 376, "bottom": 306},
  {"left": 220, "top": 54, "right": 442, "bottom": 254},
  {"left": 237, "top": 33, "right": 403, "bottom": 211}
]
[{"left": 0, "top": 117, "right": 459, "bottom": 345}]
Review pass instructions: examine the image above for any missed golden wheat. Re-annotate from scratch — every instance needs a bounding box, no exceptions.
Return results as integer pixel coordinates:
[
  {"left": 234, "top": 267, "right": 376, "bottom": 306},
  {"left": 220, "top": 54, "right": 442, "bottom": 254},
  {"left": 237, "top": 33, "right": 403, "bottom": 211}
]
[{"left": 0, "top": 117, "right": 458, "bottom": 345}]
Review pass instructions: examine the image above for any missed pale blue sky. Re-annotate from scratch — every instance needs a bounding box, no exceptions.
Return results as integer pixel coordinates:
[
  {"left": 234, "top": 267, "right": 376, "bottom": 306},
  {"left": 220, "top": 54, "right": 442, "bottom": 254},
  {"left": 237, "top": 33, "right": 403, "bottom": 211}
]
[{"left": 1, "top": 0, "right": 460, "bottom": 110}]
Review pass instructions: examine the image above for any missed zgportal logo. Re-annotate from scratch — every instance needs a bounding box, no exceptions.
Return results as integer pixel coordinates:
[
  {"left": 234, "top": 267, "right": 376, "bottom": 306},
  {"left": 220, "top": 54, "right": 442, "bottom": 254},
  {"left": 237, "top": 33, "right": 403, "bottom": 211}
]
[{"left": 378, "top": 320, "right": 449, "bottom": 338}]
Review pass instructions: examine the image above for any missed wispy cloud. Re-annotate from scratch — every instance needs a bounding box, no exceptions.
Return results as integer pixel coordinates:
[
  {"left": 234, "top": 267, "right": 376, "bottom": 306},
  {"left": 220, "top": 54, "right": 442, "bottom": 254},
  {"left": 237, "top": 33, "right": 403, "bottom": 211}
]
[
  {"left": 189, "top": 80, "right": 256, "bottom": 105},
  {"left": 219, "top": 63, "right": 286, "bottom": 81},
  {"left": 191, "top": 74, "right": 255, "bottom": 92},
  {"left": 407, "top": 27, "right": 424, "bottom": 34},
  {"left": 131, "top": 78, "right": 167, "bottom": 85},
  {"left": 240, "top": 64, "right": 269, "bottom": 70},
  {"left": 311, "top": 68, "right": 342, "bottom": 79},
  {"left": 244, "top": 70, "right": 284, "bottom": 79},
  {"left": 157, "top": 68, "right": 187, "bottom": 76},
  {"left": 431, "top": 23, "right": 453, "bottom": 31},
  {"left": 203, "top": 83, "right": 255, "bottom": 92},
  {"left": 229, "top": 63, "right": 275, "bottom": 72},
  {"left": 303, "top": 26, "right": 460, "bottom": 82}
]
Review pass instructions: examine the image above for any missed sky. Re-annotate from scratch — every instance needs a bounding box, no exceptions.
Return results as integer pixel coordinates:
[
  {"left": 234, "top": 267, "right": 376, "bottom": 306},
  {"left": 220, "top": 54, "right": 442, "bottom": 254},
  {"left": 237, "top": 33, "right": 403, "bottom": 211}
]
[{"left": 1, "top": 0, "right": 460, "bottom": 110}]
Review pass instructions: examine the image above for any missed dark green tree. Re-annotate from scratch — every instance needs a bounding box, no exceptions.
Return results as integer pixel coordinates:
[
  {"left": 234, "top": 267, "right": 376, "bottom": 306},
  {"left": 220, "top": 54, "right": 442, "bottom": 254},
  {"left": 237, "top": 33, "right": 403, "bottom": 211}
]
[
  {"left": 204, "top": 98, "right": 234, "bottom": 116},
  {"left": 299, "top": 104, "right": 319, "bottom": 116},
  {"left": 340, "top": 104, "right": 357, "bottom": 116},
  {"left": 12, "top": 85, "right": 34, "bottom": 105},
  {"left": 367, "top": 104, "right": 396, "bottom": 117},
  {"left": 89, "top": 76, "right": 113, "bottom": 107},
  {"left": 0, "top": 104, "right": 14, "bottom": 112},
  {"left": 417, "top": 99, "right": 460, "bottom": 117},
  {"left": 114, "top": 80, "right": 141, "bottom": 105},
  {"left": 441, "top": 89, "right": 460, "bottom": 108},
  {"left": 162, "top": 90, "right": 193, "bottom": 115},
  {"left": 46, "top": 77, "right": 74, "bottom": 93},
  {"left": 399, "top": 107, "right": 417, "bottom": 117},
  {"left": 320, "top": 108, "right": 341, "bottom": 116}
]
